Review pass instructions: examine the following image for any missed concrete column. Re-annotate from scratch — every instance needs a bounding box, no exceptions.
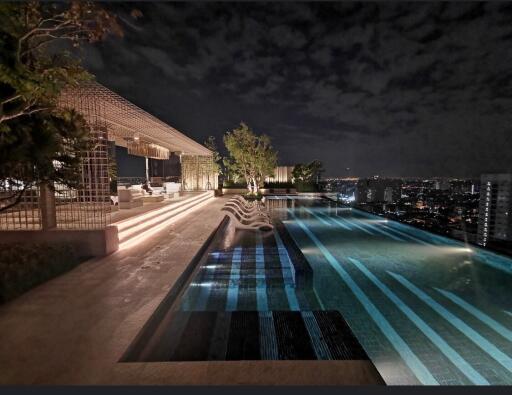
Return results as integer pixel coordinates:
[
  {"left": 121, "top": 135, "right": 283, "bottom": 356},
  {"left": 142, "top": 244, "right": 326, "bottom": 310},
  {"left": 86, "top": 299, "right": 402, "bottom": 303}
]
[{"left": 39, "top": 182, "right": 57, "bottom": 230}]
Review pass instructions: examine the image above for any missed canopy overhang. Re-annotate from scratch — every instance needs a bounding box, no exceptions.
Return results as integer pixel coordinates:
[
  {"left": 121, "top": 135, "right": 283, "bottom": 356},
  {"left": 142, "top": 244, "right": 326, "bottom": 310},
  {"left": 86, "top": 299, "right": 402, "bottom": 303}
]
[{"left": 59, "top": 81, "right": 212, "bottom": 157}]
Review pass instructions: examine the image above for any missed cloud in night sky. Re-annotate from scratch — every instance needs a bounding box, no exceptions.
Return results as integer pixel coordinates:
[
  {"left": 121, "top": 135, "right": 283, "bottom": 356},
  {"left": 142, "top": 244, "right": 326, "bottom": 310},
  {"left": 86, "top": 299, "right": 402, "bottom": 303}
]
[{"left": 83, "top": 2, "right": 512, "bottom": 177}]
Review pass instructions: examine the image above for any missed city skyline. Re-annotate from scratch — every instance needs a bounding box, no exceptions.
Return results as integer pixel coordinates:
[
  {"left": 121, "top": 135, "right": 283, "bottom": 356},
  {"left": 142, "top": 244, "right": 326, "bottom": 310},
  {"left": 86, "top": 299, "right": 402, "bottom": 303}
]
[{"left": 83, "top": 2, "right": 512, "bottom": 178}]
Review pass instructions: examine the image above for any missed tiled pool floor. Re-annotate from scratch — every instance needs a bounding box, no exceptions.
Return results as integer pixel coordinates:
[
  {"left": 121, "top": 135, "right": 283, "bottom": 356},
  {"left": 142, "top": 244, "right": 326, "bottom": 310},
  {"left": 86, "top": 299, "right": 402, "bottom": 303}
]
[
  {"left": 123, "top": 222, "right": 371, "bottom": 363},
  {"left": 123, "top": 196, "right": 512, "bottom": 385}
]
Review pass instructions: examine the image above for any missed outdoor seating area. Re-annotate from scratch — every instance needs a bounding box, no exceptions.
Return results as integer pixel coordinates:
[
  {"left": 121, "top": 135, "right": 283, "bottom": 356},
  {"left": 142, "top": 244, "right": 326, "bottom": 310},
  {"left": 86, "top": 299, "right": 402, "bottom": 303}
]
[
  {"left": 0, "top": 81, "right": 219, "bottom": 259},
  {"left": 117, "top": 181, "right": 183, "bottom": 209}
]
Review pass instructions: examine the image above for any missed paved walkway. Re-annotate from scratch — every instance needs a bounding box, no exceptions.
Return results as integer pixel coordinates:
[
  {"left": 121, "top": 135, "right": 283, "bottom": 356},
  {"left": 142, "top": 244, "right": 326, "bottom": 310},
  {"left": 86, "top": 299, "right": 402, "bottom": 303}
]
[
  {"left": 0, "top": 196, "right": 383, "bottom": 385},
  {"left": 110, "top": 192, "right": 205, "bottom": 224}
]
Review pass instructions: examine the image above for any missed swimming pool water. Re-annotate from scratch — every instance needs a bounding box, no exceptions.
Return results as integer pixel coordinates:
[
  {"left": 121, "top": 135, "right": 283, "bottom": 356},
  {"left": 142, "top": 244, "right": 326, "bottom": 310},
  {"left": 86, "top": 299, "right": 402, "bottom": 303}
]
[
  {"left": 275, "top": 198, "right": 512, "bottom": 385},
  {"left": 126, "top": 197, "right": 512, "bottom": 385}
]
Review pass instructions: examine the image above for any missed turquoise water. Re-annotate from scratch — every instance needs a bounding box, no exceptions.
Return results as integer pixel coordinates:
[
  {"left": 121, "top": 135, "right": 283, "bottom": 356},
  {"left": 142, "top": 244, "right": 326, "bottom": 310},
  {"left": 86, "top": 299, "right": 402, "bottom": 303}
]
[{"left": 275, "top": 197, "right": 512, "bottom": 385}]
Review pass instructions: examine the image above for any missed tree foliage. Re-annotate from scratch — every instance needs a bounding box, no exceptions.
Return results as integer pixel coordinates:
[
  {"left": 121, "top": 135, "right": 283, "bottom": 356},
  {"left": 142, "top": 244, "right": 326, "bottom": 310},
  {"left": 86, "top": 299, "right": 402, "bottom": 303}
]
[
  {"left": 203, "top": 135, "right": 222, "bottom": 175},
  {"left": 292, "top": 160, "right": 324, "bottom": 183},
  {"left": 0, "top": 109, "right": 91, "bottom": 211},
  {"left": 0, "top": 1, "right": 123, "bottom": 127},
  {"left": 223, "top": 122, "right": 277, "bottom": 194},
  {"left": 0, "top": 1, "right": 125, "bottom": 211}
]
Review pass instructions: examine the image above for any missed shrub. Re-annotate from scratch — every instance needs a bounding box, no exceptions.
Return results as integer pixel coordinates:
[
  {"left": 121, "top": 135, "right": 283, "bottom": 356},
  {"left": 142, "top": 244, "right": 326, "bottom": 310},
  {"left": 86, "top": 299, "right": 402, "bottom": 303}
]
[
  {"left": 244, "top": 192, "right": 263, "bottom": 201},
  {"left": 222, "top": 180, "right": 247, "bottom": 188},
  {"left": 0, "top": 243, "right": 82, "bottom": 304},
  {"left": 295, "top": 182, "right": 320, "bottom": 192}
]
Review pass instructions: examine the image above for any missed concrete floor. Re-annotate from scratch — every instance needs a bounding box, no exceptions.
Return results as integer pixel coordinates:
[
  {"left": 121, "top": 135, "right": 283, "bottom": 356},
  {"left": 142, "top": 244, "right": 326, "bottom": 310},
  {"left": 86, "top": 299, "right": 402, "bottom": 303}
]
[{"left": 0, "top": 196, "right": 383, "bottom": 385}]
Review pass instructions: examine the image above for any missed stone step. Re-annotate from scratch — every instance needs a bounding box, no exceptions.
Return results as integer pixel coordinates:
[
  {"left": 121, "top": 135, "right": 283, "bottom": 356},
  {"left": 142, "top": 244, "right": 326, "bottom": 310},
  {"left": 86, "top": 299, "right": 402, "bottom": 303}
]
[{"left": 118, "top": 193, "right": 212, "bottom": 244}]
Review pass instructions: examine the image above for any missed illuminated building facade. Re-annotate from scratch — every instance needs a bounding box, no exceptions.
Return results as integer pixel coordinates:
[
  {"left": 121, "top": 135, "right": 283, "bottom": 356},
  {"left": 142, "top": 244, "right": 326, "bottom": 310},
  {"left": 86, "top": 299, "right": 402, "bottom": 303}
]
[
  {"left": 477, "top": 173, "right": 512, "bottom": 247},
  {"left": 266, "top": 166, "right": 294, "bottom": 183}
]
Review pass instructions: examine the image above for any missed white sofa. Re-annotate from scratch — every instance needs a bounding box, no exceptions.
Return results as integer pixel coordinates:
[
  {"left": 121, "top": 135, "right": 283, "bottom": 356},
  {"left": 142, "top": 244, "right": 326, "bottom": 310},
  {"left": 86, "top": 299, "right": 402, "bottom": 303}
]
[
  {"left": 164, "top": 182, "right": 181, "bottom": 193},
  {"left": 157, "top": 182, "right": 180, "bottom": 199}
]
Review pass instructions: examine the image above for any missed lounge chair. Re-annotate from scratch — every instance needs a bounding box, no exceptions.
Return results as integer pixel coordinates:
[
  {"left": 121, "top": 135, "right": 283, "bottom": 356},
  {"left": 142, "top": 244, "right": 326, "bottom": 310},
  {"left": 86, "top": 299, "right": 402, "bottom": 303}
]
[
  {"left": 224, "top": 201, "right": 270, "bottom": 217},
  {"left": 229, "top": 195, "right": 257, "bottom": 206},
  {"left": 227, "top": 196, "right": 267, "bottom": 212},
  {"left": 222, "top": 209, "right": 274, "bottom": 231},
  {"left": 221, "top": 205, "right": 270, "bottom": 221}
]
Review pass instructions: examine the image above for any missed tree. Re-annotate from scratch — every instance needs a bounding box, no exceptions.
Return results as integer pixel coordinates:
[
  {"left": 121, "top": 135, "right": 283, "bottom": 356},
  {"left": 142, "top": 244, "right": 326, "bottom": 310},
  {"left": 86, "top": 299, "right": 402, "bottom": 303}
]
[
  {"left": 203, "top": 135, "right": 222, "bottom": 175},
  {"left": 203, "top": 135, "right": 221, "bottom": 189},
  {"left": 292, "top": 160, "right": 324, "bottom": 183},
  {"left": 0, "top": 1, "right": 126, "bottom": 211},
  {"left": 223, "top": 122, "right": 277, "bottom": 194},
  {"left": 292, "top": 163, "right": 309, "bottom": 183},
  {"left": 292, "top": 160, "right": 324, "bottom": 191},
  {"left": 222, "top": 156, "right": 243, "bottom": 184},
  {"left": 308, "top": 160, "right": 324, "bottom": 184},
  {"left": 0, "top": 1, "right": 123, "bottom": 128},
  {"left": 0, "top": 109, "right": 91, "bottom": 212},
  {"left": 253, "top": 134, "right": 277, "bottom": 189}
]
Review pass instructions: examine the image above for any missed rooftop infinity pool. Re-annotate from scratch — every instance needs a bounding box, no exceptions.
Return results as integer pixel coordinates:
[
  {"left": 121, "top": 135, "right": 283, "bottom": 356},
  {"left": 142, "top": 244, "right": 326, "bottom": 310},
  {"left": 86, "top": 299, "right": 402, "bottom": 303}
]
[{"left": 124, "top": 196, "right": 512, "bottom": 385}]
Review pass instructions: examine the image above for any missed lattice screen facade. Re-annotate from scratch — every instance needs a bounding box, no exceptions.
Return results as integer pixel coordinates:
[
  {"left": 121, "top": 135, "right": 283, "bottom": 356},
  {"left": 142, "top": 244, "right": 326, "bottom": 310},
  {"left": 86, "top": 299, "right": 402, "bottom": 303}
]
[
  {"left": 54, "top": 85, "right": 111, "bottom": 229},
  {"left": 1, "top": 81, "right": 213, "bottom": 230},
  {"left": 0, "top": 88, "right": 111, "bottom": 231},
  {"left": 0, "top": 181, "right": 41, "bottom": 230},
  {"left": 181, "top": 155, "right": 218, "bottom": 191}
]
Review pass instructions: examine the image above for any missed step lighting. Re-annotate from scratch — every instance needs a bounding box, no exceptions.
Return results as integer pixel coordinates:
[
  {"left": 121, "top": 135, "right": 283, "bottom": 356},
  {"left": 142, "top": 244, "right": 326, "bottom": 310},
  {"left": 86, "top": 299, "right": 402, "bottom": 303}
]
[{"left": 118, "top": 195, "right": 213, "bottom": 250}]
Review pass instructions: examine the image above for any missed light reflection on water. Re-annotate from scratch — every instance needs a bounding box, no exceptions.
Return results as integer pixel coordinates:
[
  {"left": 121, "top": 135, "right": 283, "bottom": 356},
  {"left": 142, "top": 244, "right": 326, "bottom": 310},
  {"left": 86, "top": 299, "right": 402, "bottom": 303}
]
[{"left": 274, "top": 198, "right": 512, "bottom": 385}]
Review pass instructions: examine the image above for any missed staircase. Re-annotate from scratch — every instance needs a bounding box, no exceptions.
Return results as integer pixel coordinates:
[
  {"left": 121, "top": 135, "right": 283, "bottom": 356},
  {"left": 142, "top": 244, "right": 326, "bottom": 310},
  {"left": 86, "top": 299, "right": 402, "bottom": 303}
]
[{"left": 116, "top": 191, "right": 214, "bottom": 250}]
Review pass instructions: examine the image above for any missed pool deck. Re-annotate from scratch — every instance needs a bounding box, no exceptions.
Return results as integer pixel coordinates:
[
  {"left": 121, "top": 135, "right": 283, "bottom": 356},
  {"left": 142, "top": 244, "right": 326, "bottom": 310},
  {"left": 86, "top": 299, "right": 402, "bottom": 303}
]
[{"left": 0, "top": 196, "right": 383, "bottom": 385}]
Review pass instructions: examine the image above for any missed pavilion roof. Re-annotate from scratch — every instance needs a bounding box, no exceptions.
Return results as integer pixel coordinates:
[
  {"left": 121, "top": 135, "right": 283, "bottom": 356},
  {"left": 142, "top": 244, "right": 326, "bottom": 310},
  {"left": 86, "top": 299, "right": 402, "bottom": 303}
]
[{"left": 59, "top": 81, "right": 211, "bottom": 157}]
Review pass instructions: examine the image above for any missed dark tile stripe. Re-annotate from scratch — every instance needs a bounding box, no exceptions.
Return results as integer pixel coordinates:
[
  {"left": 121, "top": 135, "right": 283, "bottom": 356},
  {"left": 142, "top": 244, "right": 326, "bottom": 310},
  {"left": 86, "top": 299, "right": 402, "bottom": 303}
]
[
  {"left": 301, "top": 311, "right": 333, "bottom": 360},
  {"left": 226, "top": 311, "right": 261, "bottom": 360},
  {"left": 313, "top": 310, "right": 369, "bottom": 360},
  {"left": 273, "top": 311, "right": 317, "bottom": 360},
  {"left": 259, "top": 311, "right": 279, "bottom": 359},
  {"left": 207, "top": 312, "right": 232, "bottom": 360}
]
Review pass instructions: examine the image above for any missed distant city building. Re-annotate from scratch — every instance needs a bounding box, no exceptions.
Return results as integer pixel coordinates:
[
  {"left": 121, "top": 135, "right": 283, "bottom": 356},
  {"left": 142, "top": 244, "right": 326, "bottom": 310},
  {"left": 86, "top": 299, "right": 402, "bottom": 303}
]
[
  {"left": 266, "top": 166, "right": 294, "bottom": 183},
  {"left": 451, "top": 179, "right": 474, "bottom": 194},
  {"left": 367, "top": 187, "right": 378, "bottom": 202},
  {"left": 356, "top": 178, "right": 402, "bottom": 203},
  {"left": 477, "top": 174, "right": 512, "bottom": 247},
  {"left": 384, "top": 187, "right": 394, "bottom": 203},
  {"left": 471, "top": 181, "right": 480, "bottom": 195},
  {"left": 434, "top": 179, "right": 451, "bottom": 191}
]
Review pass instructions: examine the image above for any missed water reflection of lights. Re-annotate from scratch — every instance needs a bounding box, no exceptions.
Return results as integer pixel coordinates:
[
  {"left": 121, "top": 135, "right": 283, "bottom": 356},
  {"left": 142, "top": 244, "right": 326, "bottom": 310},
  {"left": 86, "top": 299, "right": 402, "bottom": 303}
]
[
  {"left": 443, "top": 247, "right": 474, "bottom": 254},
  {"left": 364, "top": 219, "right": 389, "bottom": 224},
  {"left": 190, "top": 282, "right": 214, "bottom": 287}
]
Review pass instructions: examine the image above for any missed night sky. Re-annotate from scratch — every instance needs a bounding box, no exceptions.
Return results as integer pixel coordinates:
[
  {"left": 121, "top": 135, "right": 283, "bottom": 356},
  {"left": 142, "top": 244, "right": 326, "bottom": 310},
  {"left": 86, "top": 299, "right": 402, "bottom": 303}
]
[{"left": 83, "top": 2, "right": 512, "bottom": 178}]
